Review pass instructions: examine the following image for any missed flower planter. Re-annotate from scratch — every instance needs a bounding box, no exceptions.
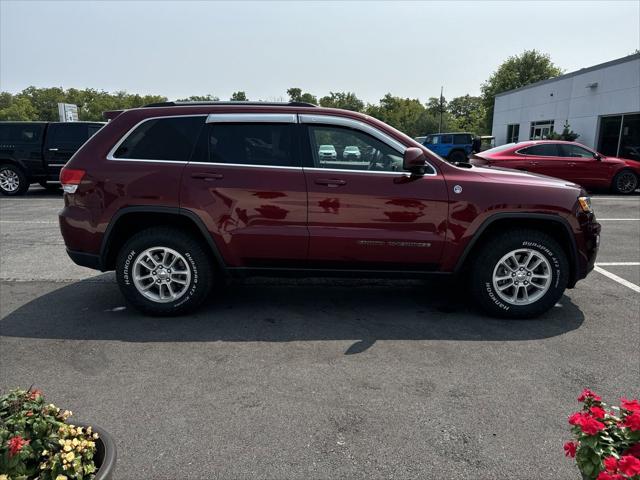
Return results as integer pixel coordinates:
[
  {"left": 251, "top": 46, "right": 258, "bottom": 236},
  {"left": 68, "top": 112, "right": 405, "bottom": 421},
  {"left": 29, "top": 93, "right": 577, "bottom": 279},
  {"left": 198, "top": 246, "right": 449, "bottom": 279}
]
[{"left": 75, "top": 422, "right": 117, "bottom": 480}]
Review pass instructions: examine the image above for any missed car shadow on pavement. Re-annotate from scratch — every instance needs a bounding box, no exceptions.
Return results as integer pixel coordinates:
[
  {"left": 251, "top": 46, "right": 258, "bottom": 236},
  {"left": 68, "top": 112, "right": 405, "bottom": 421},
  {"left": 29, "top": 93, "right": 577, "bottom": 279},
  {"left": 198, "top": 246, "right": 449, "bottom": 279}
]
[{"left": 0, "top": 275, "right": 585, "bottom": 353}]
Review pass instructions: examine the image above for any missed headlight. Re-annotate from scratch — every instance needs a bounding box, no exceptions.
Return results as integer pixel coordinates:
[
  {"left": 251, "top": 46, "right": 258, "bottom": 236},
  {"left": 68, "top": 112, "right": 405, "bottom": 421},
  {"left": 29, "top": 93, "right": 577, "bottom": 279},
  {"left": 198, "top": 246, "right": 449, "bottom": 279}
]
[{"left": 578, "top": 196, "right": 593, "bottom": 213}]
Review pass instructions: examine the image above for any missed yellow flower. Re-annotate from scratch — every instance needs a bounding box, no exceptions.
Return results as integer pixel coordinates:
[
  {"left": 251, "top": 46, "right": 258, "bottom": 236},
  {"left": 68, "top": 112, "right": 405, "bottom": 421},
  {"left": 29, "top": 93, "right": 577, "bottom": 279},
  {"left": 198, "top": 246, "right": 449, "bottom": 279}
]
[
  {"left": 86, "top": 426, "right": 92, "bottom": 434},
  {"left": 92, "top": 433, "right": 99, "bottom": 439},
  {"left": 56, "top": 475, "right": 68, "bottom": 480},
  {"left": 63, "top": 444, "right": 72, "bottom": 452},
  {"left": 76, "top": 427, "right": 83, "bottom": 434},
  {"left": 42, "top": 449, "right": 49, "bottom": 455},
  {"left": 0, "top": 475, "right": 9, "bottom": 480},
  {"left": 72, "top": 438, "right": 80, "bottom": 446},
  {"left": 65, "top": 451, "right": 75, "bottom": 462}
]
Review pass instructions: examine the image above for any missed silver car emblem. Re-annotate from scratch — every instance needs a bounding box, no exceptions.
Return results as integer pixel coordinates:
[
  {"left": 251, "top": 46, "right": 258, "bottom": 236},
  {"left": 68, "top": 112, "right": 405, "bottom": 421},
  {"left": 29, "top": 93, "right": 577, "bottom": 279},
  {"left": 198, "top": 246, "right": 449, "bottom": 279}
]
[{"left": 453, "top": 185, "right": 463, "bottom": 194}]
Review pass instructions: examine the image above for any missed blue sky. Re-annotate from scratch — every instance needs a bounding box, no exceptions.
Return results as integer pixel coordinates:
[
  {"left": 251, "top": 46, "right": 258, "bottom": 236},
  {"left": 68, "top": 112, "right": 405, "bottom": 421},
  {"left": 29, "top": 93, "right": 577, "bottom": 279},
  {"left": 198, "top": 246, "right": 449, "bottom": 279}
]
[{"left": 1, "top": 1, "right": 638, "bottom": 103}]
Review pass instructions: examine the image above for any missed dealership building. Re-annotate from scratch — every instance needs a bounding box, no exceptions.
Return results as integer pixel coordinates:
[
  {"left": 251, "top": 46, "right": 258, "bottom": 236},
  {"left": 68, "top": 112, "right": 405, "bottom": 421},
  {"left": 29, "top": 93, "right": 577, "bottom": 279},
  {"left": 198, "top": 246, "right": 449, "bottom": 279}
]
[{"left": 491, "top": 53, "right": 640, "bottom": 161}]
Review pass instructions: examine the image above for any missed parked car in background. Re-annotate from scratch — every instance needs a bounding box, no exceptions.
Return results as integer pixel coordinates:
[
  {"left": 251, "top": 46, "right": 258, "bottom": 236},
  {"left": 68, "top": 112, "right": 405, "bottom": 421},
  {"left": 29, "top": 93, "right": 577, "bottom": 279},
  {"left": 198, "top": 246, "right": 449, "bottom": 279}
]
[
  {"left": 420, "top": 132, "right": 474, "bottom": 163},
  {"left": 343, "top": 145, "right": 361, "bottom": 160},
  {"left": 59, "top": 101, "right": 599, "bottom": 319},
  {"left": 318, "top": 144, "right": 337, "bottom": 161},
  {"left": 478, "top": 135, "right": 496, "bottom": 151},
  {"left": 0, "top": 121, "right": 104, "bottom": 195},
  {"left": 470, "top": 140, "right": 640, "bottom": 194}
]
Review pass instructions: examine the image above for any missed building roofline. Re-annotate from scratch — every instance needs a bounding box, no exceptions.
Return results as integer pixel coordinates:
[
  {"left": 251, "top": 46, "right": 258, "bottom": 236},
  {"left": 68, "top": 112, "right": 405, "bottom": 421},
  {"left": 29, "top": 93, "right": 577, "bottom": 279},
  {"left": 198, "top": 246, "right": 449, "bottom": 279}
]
[{"left": 494, "top": 53, "right": 640, "bottom": 98}]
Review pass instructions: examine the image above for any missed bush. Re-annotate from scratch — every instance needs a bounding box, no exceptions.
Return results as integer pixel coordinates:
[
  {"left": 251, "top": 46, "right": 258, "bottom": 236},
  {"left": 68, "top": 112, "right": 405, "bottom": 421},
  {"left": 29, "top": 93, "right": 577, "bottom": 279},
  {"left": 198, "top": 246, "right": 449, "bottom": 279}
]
[
  {"left": 564, "top": 389, "right": 640, "bottom": 479},
  {"left": 0, "top": 388, "right": 99, "bottom": 480}
]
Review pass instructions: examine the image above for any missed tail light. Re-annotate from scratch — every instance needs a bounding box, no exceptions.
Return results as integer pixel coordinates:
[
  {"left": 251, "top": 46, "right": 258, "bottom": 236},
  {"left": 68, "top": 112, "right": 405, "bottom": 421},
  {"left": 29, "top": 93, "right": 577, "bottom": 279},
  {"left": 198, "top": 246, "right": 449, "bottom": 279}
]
[{"left": 60, "top": 168, "right": 85, "bottom": 193}]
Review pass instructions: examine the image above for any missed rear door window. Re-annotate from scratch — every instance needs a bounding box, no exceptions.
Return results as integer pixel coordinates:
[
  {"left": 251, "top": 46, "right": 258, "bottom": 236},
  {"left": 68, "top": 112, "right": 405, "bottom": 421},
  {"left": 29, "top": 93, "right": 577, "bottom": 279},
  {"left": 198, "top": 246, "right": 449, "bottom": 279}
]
[
  {"left": 50, "top": 124, "right": 89, "bottom": 149},
  {"left": 113, "top": 116, "right": 205, "bottom": 161},
  {"left": 0, "top": 124, "right": 43, "bottom": 143},
  {"left": 518, "top": 144, "right": 561, "bottom": 157},
  {"left": 441, "top": 134, "right": 453, "bottom": 144},
  {"left": 191, "top": 123, "right": 299, "bottom": 167}
]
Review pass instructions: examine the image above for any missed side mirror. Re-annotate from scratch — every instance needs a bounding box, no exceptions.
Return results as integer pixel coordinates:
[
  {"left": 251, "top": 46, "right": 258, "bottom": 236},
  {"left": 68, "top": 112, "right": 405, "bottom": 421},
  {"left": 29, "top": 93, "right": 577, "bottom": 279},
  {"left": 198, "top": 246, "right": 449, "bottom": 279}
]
[
  {"left": 403, "top": 147, "right": 426, "bottom": 174},
  {"left": 594, "top": 153, "right": 602, "bottom": 161}
]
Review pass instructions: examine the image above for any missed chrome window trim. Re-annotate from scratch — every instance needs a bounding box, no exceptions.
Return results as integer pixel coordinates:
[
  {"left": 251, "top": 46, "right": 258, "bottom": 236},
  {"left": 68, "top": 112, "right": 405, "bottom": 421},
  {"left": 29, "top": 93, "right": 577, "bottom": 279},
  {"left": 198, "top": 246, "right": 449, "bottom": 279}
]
[
  {"left": 206, "top": 113, "right": 297, "bottom": 124},
  {"left": 106, "top": 114, "right": 207, "bottom": 162},
  {"left": 299, "top": 114, "right": 437, "bottom": 176},
  {"left": 183, "top": 161, "right": 302, "bottom": 171},
  {"left": 303, "top": 167, "right": 436, "bottom": 177}
]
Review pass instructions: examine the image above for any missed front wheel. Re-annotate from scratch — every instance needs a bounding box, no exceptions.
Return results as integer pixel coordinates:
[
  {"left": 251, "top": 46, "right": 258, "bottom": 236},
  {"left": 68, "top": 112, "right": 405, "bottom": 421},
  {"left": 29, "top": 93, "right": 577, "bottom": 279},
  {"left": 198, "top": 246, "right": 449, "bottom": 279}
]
[
  {"left": 611, "top": 170, "right": 638, "bottom": 195},
  {"left": 469, "top": 230, "right": 569, "bottom": 318},
  {"left": 116, "top": 227, "right": 213, "bottom": 316}
]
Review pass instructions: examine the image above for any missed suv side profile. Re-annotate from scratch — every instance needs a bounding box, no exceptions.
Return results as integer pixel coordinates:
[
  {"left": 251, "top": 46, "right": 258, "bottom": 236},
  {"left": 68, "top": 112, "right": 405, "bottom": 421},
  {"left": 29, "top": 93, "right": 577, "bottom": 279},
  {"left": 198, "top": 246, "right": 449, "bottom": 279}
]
[
  {"left": 0, "top": 121, "right": 103, "bottom": 195},
  {"left": 59, "top": 102, "right": 600, "bottom": 318},
  {"left": 421, "top": 132, "right": 474, "bottom": 163}
]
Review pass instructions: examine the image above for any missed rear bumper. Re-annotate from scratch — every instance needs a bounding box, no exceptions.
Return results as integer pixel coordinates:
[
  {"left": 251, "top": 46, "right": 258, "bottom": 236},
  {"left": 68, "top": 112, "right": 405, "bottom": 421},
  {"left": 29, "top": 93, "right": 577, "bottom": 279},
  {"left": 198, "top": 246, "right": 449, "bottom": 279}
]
[{"left": 66, "top": 248, "right": 103, "bottom": 270}]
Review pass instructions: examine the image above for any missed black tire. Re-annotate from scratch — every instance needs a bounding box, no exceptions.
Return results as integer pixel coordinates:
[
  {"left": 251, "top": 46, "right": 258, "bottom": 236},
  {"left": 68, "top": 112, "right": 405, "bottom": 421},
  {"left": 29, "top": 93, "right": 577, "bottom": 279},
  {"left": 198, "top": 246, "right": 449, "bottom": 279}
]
[
  {"left": 469, "top": 229, "right": 569, "bottom": 318},
  {"left": 448, "top": 150, "right": 468, "bottom": 163},
  {"left": 0, "top": 164, "right": 29, "bottom": 196},
  {"left": 611, "top": 169, "right": 638, "bottom": 195},
  {"left": 116, "top": 227, "right": 213, "bottom": 316}
]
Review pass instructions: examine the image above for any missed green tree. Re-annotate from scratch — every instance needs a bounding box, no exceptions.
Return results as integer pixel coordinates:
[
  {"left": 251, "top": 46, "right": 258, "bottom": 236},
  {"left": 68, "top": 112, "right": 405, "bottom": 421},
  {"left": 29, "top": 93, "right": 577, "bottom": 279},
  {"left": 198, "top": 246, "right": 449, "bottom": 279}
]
[
  {"left": 481, "top": 50, "right": 562, "bottom": 130},
  {"left": 448, "top": 95, "right": 486, "bottom": 134},
  {"left": 230, "top": 91, "right": 248, "bottom": 101},
  {"left": 286, "top": 87, "right": 317, "bottom": 105},
  {"left": 547, "top": 120, "right": 579, "bottom": 141},
  {"left": 318, "top": 91, "right": 364, "bottom": 111},
  {"left": 0, "top": 94, "right": 38, "bottom": 120},
  {"left": 176, "top": 94, "right": 219, "bottom": 102}
]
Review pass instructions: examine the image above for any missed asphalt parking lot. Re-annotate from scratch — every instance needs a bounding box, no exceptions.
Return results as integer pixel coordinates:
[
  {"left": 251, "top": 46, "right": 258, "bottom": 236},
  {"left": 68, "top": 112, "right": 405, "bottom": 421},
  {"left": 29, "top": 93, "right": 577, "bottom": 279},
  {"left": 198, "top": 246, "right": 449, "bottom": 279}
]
[{"left": 1, "top": 188, "right": 638, "bottom": 480}]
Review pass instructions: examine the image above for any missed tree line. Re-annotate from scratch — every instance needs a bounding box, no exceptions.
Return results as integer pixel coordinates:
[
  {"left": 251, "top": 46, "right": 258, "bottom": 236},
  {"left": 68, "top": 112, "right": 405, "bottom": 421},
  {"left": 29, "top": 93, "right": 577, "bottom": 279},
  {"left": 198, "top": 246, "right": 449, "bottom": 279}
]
[{"left": 0, "top": 50, "right": 562, "bottom": 138}]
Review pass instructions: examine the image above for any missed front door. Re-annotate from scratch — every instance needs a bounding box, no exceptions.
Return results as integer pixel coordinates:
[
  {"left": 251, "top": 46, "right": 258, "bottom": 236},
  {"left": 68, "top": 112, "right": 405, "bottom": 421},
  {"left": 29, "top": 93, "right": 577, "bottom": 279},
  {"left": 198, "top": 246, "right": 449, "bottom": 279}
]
[
  {"left": 558, "top": 143, "right": 610, "bottom": 189},
  {"left": 301, "top": 116, "right": 448, "bottom": 270},
  {"left": 180, "top": 114, "right": 308, "bottom": 267}
]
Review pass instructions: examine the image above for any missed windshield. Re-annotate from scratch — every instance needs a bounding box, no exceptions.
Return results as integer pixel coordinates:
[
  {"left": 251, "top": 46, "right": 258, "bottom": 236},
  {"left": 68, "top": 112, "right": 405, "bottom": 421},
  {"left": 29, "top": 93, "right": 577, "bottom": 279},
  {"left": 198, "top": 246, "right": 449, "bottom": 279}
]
[{"left": 480, "top": 143, "right": 516, "bottom": 155}]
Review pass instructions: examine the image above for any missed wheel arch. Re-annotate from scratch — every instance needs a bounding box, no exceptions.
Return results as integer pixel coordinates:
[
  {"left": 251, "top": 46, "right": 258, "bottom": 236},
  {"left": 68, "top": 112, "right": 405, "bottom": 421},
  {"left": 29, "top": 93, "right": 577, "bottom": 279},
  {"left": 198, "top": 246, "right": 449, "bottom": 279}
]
[
  {"left": 453, "top": 213, "right": 579, "bottom": 287},
  {"left": 100, "top": 206, "right": 226, "bottom": 271}
]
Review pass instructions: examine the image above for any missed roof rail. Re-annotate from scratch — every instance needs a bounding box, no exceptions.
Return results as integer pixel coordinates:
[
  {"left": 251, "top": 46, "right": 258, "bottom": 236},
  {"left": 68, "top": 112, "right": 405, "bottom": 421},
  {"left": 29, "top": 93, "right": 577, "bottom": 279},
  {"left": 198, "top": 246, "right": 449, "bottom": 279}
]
[{"left": 142, "top": 101, "right": 318, "bottom": 108}]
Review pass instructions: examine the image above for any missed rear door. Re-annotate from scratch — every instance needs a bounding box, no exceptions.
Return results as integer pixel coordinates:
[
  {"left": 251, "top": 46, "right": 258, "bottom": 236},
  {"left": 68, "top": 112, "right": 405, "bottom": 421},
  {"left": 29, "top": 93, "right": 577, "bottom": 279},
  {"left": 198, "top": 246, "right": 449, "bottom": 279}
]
[
  {"left": 300, "top": 114, "right": 448, "bottom": 270},
  {"left": 43, "top": 123, "right": 93, "bottom": 180},
  {"left": 517, "top": 143, "right": 566, "bottom": 178},
  {"left": 180, "top": 113, "right": 308, "bottom": 268}
]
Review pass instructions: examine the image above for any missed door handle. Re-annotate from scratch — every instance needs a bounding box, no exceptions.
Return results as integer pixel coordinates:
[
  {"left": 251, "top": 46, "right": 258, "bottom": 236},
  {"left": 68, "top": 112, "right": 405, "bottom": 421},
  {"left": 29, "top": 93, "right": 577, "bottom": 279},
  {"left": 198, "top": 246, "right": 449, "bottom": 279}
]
[
  {"left": 191, "top": 172, "right": 224, "bottom": 181},
  {"left": 314, "top": 178, "right": 346, "bottom": 187},
  {"left": 530, "top": 161, "right": 538, "bottom": 167},
  {"left": 48, "top": 148, "right": 59, "bottom": 152},
  {"left": 567, "top": 162, "right": 576, "bottom": 167}
]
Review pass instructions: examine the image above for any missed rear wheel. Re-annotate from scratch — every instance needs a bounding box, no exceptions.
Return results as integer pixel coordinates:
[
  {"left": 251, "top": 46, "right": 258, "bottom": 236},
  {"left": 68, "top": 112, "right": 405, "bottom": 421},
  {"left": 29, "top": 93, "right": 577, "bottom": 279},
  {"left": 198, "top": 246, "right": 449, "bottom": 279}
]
[
  {"left": 611, "top": 170, "right": 638, "bottom": 195},
  {"left": 0, "top": 164, "right": 29, "bottom": 196},
  {"left": 448, "top": 150, "right": 468, "bottom": 163},
  {"left": 116, "top": 227, "right": 213, "bottom": 316},
  {"left": 469, "top": 230, "right": 568, "bottom": 318}
]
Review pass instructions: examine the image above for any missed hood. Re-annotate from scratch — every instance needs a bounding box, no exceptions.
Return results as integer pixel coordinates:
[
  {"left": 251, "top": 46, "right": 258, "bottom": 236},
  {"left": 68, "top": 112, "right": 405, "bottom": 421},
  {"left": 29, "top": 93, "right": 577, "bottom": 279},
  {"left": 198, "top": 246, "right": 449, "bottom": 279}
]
[{"left": 470, "top": 164, "right": 582, "bottom": 190}]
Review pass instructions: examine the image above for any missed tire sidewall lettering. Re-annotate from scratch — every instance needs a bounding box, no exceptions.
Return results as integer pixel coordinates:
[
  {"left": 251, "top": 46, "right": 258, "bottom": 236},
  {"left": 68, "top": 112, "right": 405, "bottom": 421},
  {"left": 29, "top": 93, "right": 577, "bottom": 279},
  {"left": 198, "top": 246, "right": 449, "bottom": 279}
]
[{"left": 122, "top": 249, "right": 136, "bottom": 286}]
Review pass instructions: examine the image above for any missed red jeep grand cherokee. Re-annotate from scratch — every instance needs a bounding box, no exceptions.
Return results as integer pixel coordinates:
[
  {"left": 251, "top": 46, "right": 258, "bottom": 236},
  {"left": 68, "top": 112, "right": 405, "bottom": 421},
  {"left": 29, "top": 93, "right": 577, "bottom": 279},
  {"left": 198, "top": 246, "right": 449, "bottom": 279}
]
[{"left": 59, "top": 102, "right": 600, "bottom": 318}]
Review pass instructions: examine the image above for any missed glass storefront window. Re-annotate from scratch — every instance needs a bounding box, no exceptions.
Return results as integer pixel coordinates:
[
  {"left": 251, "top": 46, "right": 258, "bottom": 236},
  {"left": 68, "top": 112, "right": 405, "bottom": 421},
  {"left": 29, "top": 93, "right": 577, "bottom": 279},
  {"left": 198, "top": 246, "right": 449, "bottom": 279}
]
[
  {"left": 619, "top": 114, "right": 640, "bottom": 162},
  {"left": 598, "top": 113, "right": 640, "bottom": 161}
]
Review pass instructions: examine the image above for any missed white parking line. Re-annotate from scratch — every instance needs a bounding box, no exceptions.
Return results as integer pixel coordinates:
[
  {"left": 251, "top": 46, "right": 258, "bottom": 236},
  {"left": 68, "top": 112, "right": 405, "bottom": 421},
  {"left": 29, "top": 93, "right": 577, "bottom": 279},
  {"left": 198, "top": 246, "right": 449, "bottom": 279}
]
[
  {"left": 598, "top": 218, "right": 640, "bottom": 221},
  {"left": 594, "top": 266, "right": 640, "bottom": 293},
  {"left": 0, "top": 220, "right": 58, "bottom": 224},
  {"left": 596, "top": 262, "right": 640, "bottom": 266}
]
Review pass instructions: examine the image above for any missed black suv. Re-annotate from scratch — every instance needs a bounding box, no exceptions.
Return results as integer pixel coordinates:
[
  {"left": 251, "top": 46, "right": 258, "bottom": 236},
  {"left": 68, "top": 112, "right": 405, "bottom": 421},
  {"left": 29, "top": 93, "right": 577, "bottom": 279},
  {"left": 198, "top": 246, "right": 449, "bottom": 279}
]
[{"left": 0, "top": 121, "right": 103, "bottom": 195}]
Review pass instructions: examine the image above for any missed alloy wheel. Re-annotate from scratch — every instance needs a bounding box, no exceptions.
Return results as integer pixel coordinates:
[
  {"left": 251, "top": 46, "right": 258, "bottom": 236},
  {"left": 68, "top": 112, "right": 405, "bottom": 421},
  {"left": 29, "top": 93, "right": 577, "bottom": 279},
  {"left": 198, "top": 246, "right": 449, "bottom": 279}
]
[
  {"left": 132, "top": 246, "right": 192, "bottom": 303},
  {"left": 0, "top": 168, "right": 20, "bottom": 192},
  {"left": 616, "top": 172, "right": 638, "bottom": 194},
  {"left": 492, "top": 248, "right": 552, "bottom": 305}
]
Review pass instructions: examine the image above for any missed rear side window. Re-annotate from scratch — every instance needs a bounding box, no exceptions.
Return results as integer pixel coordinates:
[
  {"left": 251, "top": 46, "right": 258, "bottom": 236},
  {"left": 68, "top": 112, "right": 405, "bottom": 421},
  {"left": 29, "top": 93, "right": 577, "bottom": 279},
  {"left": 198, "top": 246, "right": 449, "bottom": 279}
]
[
  {"left": 518, "top": 144, "right": 560, "bottom": 157},
  {"left": 441, "top": 134, "right": 453, "bottom": 144},
  {"left": 113, "top": 116, "right": 204, "bottom": 161},
  {"left": 191, "top": 123, "right": 298, "bottom": 167},
  {"left": 453, "top": 134, "right": 471, "bottom": 145},
  {"left": 51, "top": 124, "right": 88, "bottom": 148}
]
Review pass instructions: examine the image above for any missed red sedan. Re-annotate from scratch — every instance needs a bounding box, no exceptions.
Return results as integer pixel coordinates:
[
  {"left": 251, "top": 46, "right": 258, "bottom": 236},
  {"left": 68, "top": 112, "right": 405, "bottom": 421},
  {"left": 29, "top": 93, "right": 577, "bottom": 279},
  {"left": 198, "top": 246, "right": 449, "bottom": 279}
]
[{"left": 470, "top": 140, "right": 640, "bottom": 194}]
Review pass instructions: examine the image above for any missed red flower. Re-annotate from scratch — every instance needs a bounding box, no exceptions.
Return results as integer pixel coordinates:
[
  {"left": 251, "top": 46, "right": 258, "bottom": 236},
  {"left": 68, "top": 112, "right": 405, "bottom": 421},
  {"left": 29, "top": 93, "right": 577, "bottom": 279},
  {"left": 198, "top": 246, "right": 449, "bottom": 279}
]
[
  {"left": 563, "top": 441, "right": 577, "bottom": 457},
  {"left": 596, "top": 472, "right": 624, "bottom": 480},
  {"left": 590, "top": 406, "right": 606, "bottom": 419},
  {"left": 569, "top": 412, "right": 606, "bottom": 435},
  {"left": 624, "top": 443, "right": 640, "bottom": 458},
  {"left": 621, "top": 398, "right": 640, "bottom": 413},
  {"left": 578, "top": 388, "right": 602, "bottom": 402},
  {"left": 618, "top": 455, "right": 640, "bottom": 477},
  {"left": 623, "top": 411, "right": 640, "bottom": 431},
  {"left": 28, "top": 389, "right": 42, "bottom": 400},
  {"left": 604, "top": 456, "right": 619, "bottom": 472},
  {"left": 25, "top": 410, "right": 33, "bottom": 417},
  {"left": 7, "top": 435, "right": 29, "bottom": 457}
]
